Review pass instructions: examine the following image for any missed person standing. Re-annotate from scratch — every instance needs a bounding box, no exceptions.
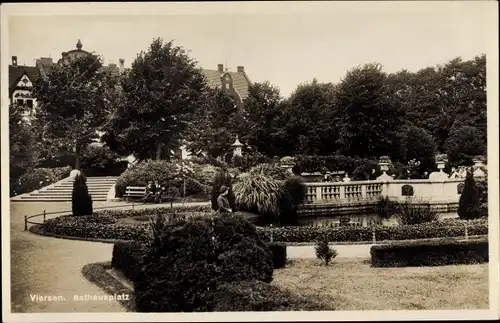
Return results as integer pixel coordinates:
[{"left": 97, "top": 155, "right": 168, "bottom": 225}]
[{"left": 217, "top": 185, "right": 232, "bottom": 215}]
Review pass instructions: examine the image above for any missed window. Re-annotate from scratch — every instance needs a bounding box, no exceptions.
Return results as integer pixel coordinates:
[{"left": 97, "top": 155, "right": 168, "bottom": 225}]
[
  {"left": 17, "top": 99, "right": 24, "bottom": 106},
  {"left": 26, "top": 99, "right": 33, "bottom": 108}
]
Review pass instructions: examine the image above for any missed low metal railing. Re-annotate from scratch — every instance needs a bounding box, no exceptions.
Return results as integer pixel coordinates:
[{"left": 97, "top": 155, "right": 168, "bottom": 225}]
[{"left": 24, "top": 201, "right": 144, "bottom": 231}]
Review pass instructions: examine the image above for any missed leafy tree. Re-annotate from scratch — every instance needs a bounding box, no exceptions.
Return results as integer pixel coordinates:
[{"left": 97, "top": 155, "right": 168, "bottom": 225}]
[
  {"left": 32, "top": 53, "right": 117, "bottom": 169},
  {"left": 458, "top": 171, "right": 481, "bottom": 220},
  {"left": 440, "top": 55, "right": 487, "bottom": 147},
  {"left": 9, "top": 103, "right": 41, "bottom": 195},
  {"left": 401, "top": 126, "right": 437, "bottom": 176},
  {"left": 445, "top": 125, "right": 486, "bottom": 166},
  {"left": 241, "top": 82, "right": 285, "bottom": 156},
  {"left": 336, "top": 63, "right": 405, "bottom": 159},
  {"left": 185, "top": 87, "right": 243, "bottom": 159},
  {"left": 278, "top": 79, "right": 339, "bottom": 156},
  {"left": 72, "top": 173, "right": 93, "bottom": 216},
  {"left": 103, "top": 38, "right": 206, "bottom": 161}
]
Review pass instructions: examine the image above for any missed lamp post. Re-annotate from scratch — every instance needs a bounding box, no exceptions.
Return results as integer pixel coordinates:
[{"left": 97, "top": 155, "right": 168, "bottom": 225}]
[{"left": 232, "top": 135, "right": 243, "bottom": 157}]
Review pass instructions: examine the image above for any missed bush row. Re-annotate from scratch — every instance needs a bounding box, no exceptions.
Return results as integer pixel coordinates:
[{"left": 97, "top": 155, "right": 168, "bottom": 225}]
[
  {"left": 292, "top": 155, "right": 380, "bottom": 180},
  {"left": 370, "top": 239, "right": 489, "bottom": 267}
]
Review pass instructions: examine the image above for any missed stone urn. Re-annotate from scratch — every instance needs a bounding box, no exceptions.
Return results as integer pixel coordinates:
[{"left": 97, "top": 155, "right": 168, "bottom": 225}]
[
  {"left": 472, "top": 155, "right": 486, "bottom": 178},
  {"left": 434, "top": 153, "right": 448, "bottom": 172},
  {"left": 376, "top": 156, "right": 393, "bottom": 181},
  {"left": 280, "top": 156, "right": 295, "bottom": 174}
]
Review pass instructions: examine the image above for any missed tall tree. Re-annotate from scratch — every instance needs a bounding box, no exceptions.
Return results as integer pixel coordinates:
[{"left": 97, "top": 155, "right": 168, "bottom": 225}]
[
  {"left": 185, "top": 87, "right": 243, "bottom": 159},
  {"left": 103, "top": 38, "right": 206, "bottom": 161},
  {"left": 32, "top": 53, "right": 116, "bottom": 169},
  {"left": 336, "top": 63, "right": 405, "bottom": 159},
  {"left": 241, "top": 82, "right": 284, "bottom": 156},
  {"left": 401, "top": 125, "right": 438, "bottom": 176},
  {"left": 445, "top": 125, "right": 486, "bottom": 166},
  {"left": 9, "top": 103, "right": 41, "bottom": 195},
  {"left": 279, "top": 79, "right": 339, "bottom": 156}
]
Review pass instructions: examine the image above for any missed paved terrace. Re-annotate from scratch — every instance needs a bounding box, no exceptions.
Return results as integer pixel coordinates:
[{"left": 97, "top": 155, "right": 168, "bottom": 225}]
[{"left": 9, "top": 201, "right": 372, "bottom": 313}]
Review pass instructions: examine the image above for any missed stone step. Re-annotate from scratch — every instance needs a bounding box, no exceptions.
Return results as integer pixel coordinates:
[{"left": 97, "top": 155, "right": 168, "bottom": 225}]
[
  {"left": 39, "top": 193, "right": 110, "bottom": 197},
  {"left": 19, "top": 197, "right": 108, "bottom": 202},
  {"left": 45, "top": 187, "right": 111, "bottom": 192},
  {"left": 54, "top": 183, "right": 115, "bottom": 187}
]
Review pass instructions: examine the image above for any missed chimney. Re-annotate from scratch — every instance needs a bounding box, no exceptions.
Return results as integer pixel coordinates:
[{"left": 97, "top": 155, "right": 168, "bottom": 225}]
[
  {"left": 12, "top": 56, "right": 18, "bottom": 67},
  {"left": 119, "top": 58, "right": 125, "bottom": 71},
  {"left": 237, "top": 65, "right": 244, "bottom": 74},
  {"left": 217, "top": 64, "right": 224, "bottom": 73}
]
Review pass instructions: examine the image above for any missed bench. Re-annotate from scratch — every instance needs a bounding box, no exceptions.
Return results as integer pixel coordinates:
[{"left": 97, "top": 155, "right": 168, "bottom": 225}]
[{"left": 124, "top": 186, "right": 146, "bottom": 201}]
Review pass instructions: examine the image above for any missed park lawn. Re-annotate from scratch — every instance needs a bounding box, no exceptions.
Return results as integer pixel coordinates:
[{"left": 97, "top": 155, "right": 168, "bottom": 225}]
[{"left": 272, "top": 259, "right": 489, "bottom": 310}]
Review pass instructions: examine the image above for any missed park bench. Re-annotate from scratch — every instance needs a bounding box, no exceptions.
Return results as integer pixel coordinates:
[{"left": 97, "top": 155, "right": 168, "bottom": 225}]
[{"left": 124, "top": 186, "right": 146, "bottom": 201}]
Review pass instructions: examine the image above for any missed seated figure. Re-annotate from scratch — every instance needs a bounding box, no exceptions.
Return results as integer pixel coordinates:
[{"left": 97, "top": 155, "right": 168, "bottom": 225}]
[{"left": 143, "top": 181, "right": 156, "bottom": 203}]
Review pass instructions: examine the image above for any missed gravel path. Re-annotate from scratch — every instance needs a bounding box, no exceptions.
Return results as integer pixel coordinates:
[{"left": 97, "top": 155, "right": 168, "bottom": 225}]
[
  {"left": 9, "top": 200, "right": 371, "bottom": 313},
  {"left": 10, "top": 202, "right": 126, "bottom": 313}
]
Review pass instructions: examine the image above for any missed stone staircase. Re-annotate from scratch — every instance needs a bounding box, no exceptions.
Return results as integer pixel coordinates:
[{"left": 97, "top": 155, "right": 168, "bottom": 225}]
[{"left": 12, "top": 176, "right": 118, "bottom": 202}]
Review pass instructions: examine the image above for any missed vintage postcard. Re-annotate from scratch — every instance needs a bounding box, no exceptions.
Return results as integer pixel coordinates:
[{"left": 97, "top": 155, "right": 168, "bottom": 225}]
[{"left": 1, "top": 1, "right": 499, "bottom": 322}]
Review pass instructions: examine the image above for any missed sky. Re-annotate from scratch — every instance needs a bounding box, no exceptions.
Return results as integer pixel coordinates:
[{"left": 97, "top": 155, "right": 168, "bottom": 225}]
[{"left": 6, "top": 1, "right": 496, "bottom": 97}]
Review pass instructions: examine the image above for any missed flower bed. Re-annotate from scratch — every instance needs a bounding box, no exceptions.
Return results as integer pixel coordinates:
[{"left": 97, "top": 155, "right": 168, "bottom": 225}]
[
  {"left": 38, "top": 204, "right": 488, "bottom": 244},
  {"left": 258, "top": 219, "right": 488, "bottom": 243},
  {"left": 39, "top": 205, "right": 214, "bottom": 241}
]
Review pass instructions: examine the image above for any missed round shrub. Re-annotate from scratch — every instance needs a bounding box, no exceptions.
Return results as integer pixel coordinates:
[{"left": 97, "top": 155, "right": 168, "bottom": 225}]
[
  {"left": 80, "top": 144, "right": 127, "bottom": 177},
  {"left": 115, "top": 160, "right": 176, "bottom": 197},
  {"left": 14, "top": 166, "right": 71, "bottom": 195},
  {"left": 134, "top": 215, "right": 274, "bottom": 312}
]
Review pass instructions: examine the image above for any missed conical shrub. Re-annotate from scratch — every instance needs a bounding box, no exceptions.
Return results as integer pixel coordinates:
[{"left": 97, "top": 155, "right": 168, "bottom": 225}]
[
  {"left": 72, "top": 173, "right": 93, "bottom": 216},
  {"left": 210, "top": 168, "right": 235, "bottom": 211},
  {"left": 458, "top": 170, "right": 481, "bottom": 220}
]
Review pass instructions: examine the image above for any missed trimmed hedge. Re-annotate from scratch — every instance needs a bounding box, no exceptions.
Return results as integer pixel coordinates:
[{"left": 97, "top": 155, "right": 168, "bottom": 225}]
[
  {"left": 111, "top": 241, "right": 147, "bottom": 283},
  {"left": 203, "top": 280, "right": 332, "bottom": 311},
  {"left": 266, "top": 242, "right": 287, "bottom": 269},
  {"left": 370, "top": 239, "right": 489, "bottom": 267}
]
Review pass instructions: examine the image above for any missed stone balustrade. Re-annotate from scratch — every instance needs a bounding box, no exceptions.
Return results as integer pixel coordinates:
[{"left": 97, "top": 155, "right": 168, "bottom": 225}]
[{"left": 304, "top": 178, "right": 465, "bottom": 204}]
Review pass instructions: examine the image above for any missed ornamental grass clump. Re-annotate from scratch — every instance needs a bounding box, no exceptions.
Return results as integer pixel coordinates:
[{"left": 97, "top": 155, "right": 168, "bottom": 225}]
[
  {"left": 394, "top": 199, "right": 439, "bottom": 225},
  {"left": 233, "top": 173, "right": 285, "bottom": 223}
]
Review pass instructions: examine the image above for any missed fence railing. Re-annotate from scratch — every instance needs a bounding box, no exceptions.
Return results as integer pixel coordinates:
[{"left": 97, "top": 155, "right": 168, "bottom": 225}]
[
  {"left": 24, "top": 201, "right": 144, "bottom": 231},
  {"left": 304, "top": 178, "right": 464, "bottom": 204}
]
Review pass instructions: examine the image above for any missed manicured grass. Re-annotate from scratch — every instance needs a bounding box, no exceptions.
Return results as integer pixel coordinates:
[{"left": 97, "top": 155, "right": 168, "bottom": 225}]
[{"left": 272, "top": 259, "right": 488, "bottom": 310}]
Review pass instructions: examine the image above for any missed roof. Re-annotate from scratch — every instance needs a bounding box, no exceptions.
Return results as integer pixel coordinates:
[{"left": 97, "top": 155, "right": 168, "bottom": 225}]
[
  {"left": 202, "top": 69, "right": 250, "bottom": 101},
  {"left": 8, "top": 65, "right": 41, "bottom": 93}
]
